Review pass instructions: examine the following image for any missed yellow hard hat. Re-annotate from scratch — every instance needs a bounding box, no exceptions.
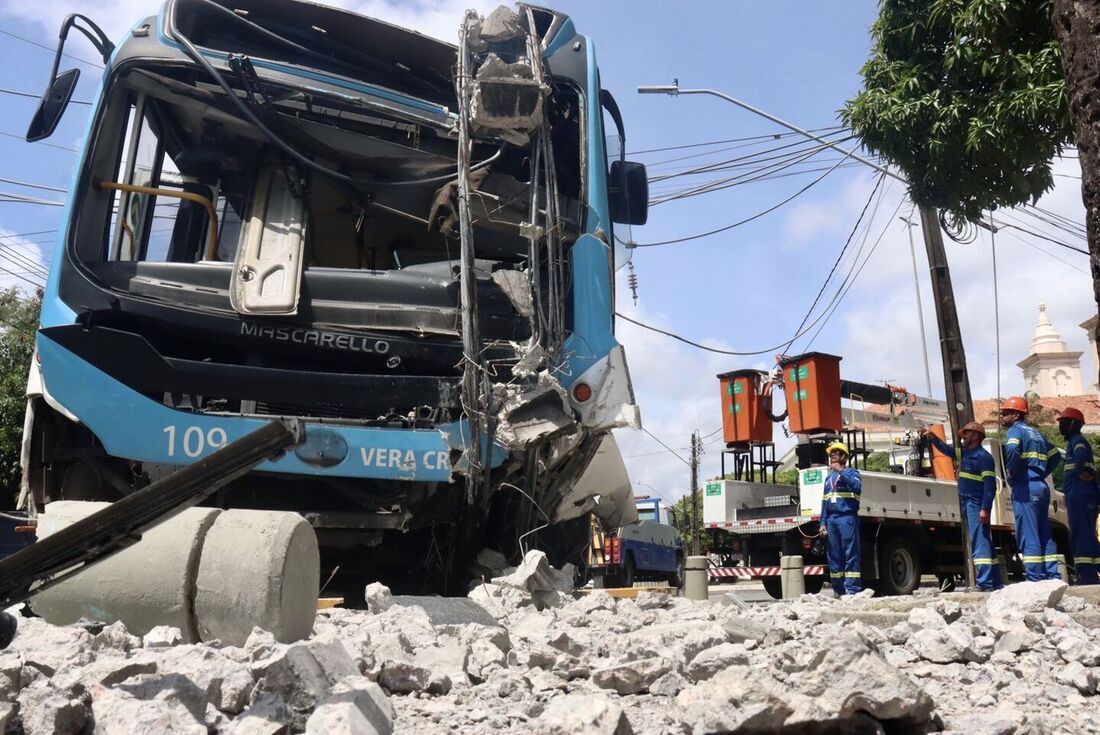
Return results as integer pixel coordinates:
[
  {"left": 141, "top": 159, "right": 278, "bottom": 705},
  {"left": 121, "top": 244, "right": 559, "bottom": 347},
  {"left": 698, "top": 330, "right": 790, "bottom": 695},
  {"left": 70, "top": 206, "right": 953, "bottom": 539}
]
[{"left": 825, "top": 441, "right": 849, "bottom": 456}]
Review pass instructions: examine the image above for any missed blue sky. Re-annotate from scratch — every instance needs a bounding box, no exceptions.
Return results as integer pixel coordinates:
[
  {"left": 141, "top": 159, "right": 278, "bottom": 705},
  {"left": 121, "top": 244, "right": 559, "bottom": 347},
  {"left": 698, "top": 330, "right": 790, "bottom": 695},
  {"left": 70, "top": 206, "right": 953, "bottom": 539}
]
[{"left": 0, "top": 1, "right": 1093, "bottom": 504}]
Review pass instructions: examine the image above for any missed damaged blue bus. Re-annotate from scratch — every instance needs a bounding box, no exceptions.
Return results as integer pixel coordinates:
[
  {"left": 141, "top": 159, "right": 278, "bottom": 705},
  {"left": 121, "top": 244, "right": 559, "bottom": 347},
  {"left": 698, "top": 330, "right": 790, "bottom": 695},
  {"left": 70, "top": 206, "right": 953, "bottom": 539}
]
[{"left": 20, "top": 0, "right": 647, "bottom": 595}]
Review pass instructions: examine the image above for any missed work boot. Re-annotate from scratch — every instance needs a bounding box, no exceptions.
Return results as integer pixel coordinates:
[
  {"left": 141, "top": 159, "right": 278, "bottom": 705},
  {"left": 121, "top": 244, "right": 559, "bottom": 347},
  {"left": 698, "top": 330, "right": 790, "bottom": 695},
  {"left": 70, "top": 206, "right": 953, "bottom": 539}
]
[{"left": 0, "top": 612, "right": 16, "bottom": 650}]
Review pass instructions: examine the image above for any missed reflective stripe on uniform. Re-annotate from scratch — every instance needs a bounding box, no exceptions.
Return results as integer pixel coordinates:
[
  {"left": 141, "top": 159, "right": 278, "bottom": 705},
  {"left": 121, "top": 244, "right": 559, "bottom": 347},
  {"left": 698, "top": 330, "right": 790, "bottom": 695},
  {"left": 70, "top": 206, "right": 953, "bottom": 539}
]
[
  {"left": 1006, "top": 438, "right": 1021, "bottom": 446},
  {"left": 1065, "top": 463, "right": 1076, "bottom": 470},
  {"left": 959, "top": 471, "right": 983, "bottom": 482},
  {"left": 1047, "top": 448, "right": 1060, "bottom": 458},
  {"left": 1020, "top": 452, "right": 1047, "bottom": 460},
  {"left": 1022, "top": 555, "right": 1047, "bottom": 563},
  {"left": 981, "top": 471, "right": 995, "bottom": 478},
  {"left": 1074, "top": 557, "right": 1100, "bottom": 564},
  {"left": 972, "top": 558, "right": 996, "bottom": 565},
  {"left": 842, "top": 571, "right": 861, "bottom": 578},
  {"left": 824, "top": 492, "right": 859, "bottom": 500}
]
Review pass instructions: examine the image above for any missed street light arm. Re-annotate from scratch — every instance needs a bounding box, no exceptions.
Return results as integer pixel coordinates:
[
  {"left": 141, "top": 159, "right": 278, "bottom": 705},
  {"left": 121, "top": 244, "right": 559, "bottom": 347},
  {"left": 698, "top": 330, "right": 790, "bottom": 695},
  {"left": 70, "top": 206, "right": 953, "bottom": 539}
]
[{"left": 638, "top": 84, "right": 906, "bottom": 184}]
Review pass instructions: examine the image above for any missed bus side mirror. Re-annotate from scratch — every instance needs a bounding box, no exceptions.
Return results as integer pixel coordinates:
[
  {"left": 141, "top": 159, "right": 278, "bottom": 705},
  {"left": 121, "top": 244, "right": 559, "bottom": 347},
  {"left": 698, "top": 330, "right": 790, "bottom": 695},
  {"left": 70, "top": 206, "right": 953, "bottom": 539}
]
[
  {"left": 609, "top": 160, "right": 648, "bottom": 226},
  {"left": 27, "top": 68, "right": 80, "bottom": 143},
  {"left": 26, "top": 13, "right": 114, "bottom": 143}
]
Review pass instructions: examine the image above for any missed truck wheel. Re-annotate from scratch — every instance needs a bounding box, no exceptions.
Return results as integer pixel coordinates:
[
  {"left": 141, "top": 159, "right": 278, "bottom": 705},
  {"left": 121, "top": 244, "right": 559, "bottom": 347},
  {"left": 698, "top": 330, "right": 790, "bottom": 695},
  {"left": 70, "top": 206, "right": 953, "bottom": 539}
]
[
  {"left": 622, "top": 555, "right": 636, "bottom": 588},
  {"left": 762, "top": 577, "right": 782, "bottom": 600},
  {"left": 803, "top": 575, "right": 824, "bottom": 594},
  {"left": 669, "top": 555, "right": 685, "bottom": 589},
  {"left": 875, "top": 536, "right": 920, "bottom": 596}
]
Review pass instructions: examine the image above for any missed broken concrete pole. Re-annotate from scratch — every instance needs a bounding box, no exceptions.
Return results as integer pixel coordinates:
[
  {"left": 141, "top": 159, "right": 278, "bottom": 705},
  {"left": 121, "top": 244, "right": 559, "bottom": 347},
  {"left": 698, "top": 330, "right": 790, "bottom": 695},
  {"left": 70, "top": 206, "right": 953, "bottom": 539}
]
[
  {"left": 144, "top": 626, "right": 184, "bottom": 649},
  {"left": 33, "top": 502, "right": 222, "bottom": 641},
  {"left": 33, "top": 503, "right": 319, "bottom": 646},
  {"left": 195, "top": 509, "right": 320, "bottom": 645}
]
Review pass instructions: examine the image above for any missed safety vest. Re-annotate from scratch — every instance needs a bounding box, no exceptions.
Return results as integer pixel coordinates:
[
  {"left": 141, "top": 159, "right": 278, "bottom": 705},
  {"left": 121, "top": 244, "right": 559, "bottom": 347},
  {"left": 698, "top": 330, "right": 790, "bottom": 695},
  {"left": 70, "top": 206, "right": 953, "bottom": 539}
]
[
  {"left": 1004, "top": 422, "right": 1060, "bottom": 490},
  {"left": 821, "top": 467, "right": 861, "bottom": 519},
  {"left": 1064, "top": 433, "right": 1098, "bottom": 499}
]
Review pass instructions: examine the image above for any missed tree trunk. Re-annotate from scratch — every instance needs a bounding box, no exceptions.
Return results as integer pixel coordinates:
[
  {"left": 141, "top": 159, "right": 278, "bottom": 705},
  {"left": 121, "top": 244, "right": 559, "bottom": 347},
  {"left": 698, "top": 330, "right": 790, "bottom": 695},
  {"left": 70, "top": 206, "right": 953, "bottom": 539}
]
[{"left": 1053, "top": 0, "right": 1100, "bottom": 390}]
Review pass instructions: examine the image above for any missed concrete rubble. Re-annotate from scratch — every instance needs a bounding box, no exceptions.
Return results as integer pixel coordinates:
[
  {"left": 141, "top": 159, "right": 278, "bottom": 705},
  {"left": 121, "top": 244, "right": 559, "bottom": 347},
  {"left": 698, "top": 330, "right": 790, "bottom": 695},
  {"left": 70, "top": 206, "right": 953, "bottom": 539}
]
[{"left": 1, "top": 555, "right": 1099, "bottom": 733}]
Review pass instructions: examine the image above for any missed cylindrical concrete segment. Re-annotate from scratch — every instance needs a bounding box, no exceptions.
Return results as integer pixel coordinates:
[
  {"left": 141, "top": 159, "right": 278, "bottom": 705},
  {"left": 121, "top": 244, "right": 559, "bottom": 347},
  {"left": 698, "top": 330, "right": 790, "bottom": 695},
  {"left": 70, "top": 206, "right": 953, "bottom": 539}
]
[
  {"left": 33, "top": 501, "right": 222, "bottom": 641},
  {"left": 194, "top": 509, "right": 320, "bottom": 645},
  {"left": 781, "top": 555, "right": 805, "bottom": 599},
  {"left": 684, "top": 555, "right": 709, "bottom": 600}
]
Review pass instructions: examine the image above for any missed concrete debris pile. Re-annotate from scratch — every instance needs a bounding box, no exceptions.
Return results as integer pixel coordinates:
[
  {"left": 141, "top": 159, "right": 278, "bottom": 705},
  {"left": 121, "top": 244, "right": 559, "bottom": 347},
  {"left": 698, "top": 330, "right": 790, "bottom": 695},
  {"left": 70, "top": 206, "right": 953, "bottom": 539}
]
[{"left": 3, "top": 554, "right": 1099, "bottom": 734}]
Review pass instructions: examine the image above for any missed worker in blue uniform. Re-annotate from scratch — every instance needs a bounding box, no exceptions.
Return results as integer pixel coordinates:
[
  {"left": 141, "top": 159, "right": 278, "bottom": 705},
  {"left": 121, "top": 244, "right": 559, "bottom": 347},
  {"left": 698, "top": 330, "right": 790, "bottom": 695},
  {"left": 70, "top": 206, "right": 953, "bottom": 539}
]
[
  {"left": 1001, "top": 396, "right": 1062, "bottom": 581},
  {"left": 818, "top": 441, "right": 862, "bottom": 595},
  {"left": 922, "top": 422, "right": 1003, "bottom": 591},
  {"left": 1057, "top": 407, "right": 1100, "bottom": 585}
]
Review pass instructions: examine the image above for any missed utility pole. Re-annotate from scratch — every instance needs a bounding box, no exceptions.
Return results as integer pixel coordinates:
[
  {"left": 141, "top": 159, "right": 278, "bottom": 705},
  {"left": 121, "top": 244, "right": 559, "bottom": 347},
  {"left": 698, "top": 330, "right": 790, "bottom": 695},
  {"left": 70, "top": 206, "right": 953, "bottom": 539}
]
[{"left": 689, "top": 430, "right": 701, "bottom": 555}]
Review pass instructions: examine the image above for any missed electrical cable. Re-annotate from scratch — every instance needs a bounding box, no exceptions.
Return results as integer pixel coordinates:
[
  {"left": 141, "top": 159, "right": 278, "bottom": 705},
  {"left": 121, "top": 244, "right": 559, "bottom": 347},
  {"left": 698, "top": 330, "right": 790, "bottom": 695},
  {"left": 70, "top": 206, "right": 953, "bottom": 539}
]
[
  {"left": 648, "top": 133, "right": 855, "bottom": 183},
  {"left": 993, "top": 218, "right": 1088, "bottom": 255},
  {"left": 802, "top": 196, "right": 907, "bottom": 351},
  {"left": 777, "top": 174, "right": 885, "bottom": 359},
  {"left": 1000, "top": 230, "right": 1088, "bottom": 274},
  {"left": 0, "top": 130, "right": 79, "bottom": 153},
  {"left": 626, "top": 126, "right": 845, "bottom": 156},
  {"left": 0, "top": 192, "right": 64, "bottom": 206},
  {"left": 640, "top": 427, "right": 692, "bottom": 468},
  {"left": 0, "top": 177, "right": 67, "bottom": 194},
  {"left": 0, "top": 86, "right": 91, "bottom": 105},
  {"left": 0, "top": 28, "right": 103, "bottom": 68},
  {"left": 629, "top": 147, "right": 857, "bottom": 248}
]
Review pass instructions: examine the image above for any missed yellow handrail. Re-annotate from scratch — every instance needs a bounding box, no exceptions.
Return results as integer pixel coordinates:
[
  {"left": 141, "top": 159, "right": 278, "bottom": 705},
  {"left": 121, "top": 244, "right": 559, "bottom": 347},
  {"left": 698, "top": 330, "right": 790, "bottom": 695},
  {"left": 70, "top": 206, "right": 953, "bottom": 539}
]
[{"left": 99, "top": 181, "right": 219, "bottom": 261}]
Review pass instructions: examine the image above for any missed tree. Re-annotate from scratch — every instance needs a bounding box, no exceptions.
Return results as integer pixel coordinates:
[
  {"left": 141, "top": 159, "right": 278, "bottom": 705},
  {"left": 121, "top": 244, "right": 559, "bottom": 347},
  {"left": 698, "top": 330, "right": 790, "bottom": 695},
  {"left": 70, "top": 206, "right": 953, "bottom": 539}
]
[
  {"left": 0, "top": 289, "right": 40, "bottom": 506},
  {"left": 843, "top": 1, "right": 1100, "bottom": 378}
]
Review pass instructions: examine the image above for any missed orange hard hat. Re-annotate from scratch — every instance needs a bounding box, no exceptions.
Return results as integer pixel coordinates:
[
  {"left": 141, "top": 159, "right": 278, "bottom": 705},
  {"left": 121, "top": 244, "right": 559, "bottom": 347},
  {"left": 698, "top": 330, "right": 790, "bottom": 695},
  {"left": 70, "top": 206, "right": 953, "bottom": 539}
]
[
  {"left": 1000, "top": 396, "right": 1028, "bottom": 414},
  {"left": 961, "top": 421, "right": 986, "bottom": 438},
  {"left": 1057, "top": 407, "right": 1085, "bottom": 423}
]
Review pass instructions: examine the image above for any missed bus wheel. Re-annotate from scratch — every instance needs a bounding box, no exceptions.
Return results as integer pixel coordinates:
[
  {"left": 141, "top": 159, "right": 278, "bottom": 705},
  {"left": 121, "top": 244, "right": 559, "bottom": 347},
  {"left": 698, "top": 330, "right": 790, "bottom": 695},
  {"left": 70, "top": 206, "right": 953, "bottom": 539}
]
[{"left": 875, "top": 536, "right": 921, "bottom": 595}]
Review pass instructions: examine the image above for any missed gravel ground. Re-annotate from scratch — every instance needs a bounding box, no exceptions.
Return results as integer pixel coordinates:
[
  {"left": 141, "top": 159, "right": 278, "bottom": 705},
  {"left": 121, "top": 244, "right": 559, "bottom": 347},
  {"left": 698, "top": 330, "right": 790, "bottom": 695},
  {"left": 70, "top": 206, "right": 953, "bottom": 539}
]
[{"left": 1, "top": 551, "right": 1098, "bottom": 734}]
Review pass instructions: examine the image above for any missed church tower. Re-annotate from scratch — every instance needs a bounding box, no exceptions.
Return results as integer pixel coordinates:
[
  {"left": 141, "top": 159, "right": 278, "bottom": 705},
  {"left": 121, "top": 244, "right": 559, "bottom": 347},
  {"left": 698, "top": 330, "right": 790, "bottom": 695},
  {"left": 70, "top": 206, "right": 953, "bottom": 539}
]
[{"left": 1018, "top": 304, "right": 1084, "bottom": 397}]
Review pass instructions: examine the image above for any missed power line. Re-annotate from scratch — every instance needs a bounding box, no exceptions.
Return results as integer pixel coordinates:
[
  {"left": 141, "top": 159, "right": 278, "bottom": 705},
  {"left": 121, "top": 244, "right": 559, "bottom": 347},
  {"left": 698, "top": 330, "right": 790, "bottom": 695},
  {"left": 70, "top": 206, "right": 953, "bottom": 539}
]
[
  {"left": 0, "top": 86, "right": 91, "bottom": 106},
  {"left": 1000, "top": 230, "right": 1088, "bottom": 275},
  {"left": 626, "top": 126, "right": 846, "bottom": 156},
  {"left": 628, "top": 147, "right": 857, "bottom": 248},
  {"left": 778, "top": 174, "right": 886, "bottom": 359},
  {"left": 803, "top": 197, "right": 907, "bottom": 352},
  {"left": 992, "top": 216, "right": 1088, "bottom": 255},
  {"left": 0, "top": 177, "right": 67, "bottom": 194},
  {"left": 0, "top": 28, "right": 104, "bottom": 68},
  {"left": 0, "top": 192, "right": 64, "bottom": 207},
  {"left": 640, "top": 427, "right": 692, "bottom": 468},
  {"left": 0, "top": 130, "right": 79, "bottom": 153}
]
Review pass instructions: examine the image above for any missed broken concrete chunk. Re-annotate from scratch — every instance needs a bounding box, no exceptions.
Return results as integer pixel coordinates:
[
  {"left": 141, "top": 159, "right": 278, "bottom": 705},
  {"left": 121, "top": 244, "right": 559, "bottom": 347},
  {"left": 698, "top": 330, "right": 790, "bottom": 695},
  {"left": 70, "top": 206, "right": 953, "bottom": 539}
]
[
  {"left": 687, "top": 643, "right": 749, "bottom": 682},
  {"left": 365, "top": 583, "right": 394, "bottom": 615},
  {"left": 157, "top": 645, "right": 255, "bottom": 713},
  {"left": 92, "top": 621, "right": 141, "bottom": 652},
  {"left": 144, "top": 625, "right": 184, "bottom": 649},
  {"left": 90, "top": 682, "right": 205, "bottom": 735},
  {"left": 479, "top": 6, "right": 524, "bottom": 44},
  {"left": 226, "top": 691, "right": 290, "bottom": 735},
  {"left": 535, "top": 693, "right": 633, "bottom": 735},
  {"left": 305, "top": 676, "right": 393, "bottom": 735},
  {"left": 592, "top": 657, "right": 673, "bottom": 695},
  {"left": 251, "top": 633, "right": 358, "bottom": 729},
  {"left": 494, "top": 374, "right": 574, "bottom": 450},
  {"left": 17, "top": 681, "right": 89, "bottom": 735},
  {"left": 986, "top": 580, "right": 1067, "bottom": 619}
]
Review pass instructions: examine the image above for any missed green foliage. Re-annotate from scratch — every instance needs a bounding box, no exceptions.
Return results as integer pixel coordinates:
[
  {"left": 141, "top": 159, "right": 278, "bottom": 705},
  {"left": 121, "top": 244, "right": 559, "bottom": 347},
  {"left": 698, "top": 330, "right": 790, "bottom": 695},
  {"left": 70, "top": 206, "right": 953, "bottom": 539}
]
[
  {"left": 0, "top": 290, "right": 40, "bottom": 506},
  {"left": 843, "top": 0, "right": 1072, "bottom": 223},
  {"left": 670, "top": 494, "right": 711, "bottom": 554},
  {"left": 864, "top": 451, "right": 895, "bottom": 472},
  {"left": 775, "top": 468, "right": 800, "bottom": 486}
]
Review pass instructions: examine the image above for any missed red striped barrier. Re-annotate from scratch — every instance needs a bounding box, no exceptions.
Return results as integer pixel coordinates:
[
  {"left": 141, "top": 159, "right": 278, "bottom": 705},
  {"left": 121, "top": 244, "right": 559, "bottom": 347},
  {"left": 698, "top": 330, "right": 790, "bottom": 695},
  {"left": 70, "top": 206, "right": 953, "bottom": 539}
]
[{"left": 708, "top": 565, "right": 825, "bottom": 579}]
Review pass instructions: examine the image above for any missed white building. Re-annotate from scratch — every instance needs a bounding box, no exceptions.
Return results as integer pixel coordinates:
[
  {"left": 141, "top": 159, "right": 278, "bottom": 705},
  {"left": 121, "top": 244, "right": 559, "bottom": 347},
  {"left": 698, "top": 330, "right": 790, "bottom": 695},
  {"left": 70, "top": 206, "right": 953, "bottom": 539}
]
[{"left": 1018, "top": 304, "right": 1084, "bottom": 398}]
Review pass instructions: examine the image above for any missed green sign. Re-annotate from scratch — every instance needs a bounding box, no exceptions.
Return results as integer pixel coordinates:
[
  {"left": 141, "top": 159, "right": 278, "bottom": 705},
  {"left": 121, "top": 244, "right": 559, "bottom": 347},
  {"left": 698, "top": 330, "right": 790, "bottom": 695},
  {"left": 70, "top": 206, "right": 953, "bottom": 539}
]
[
  {"left": 725, "top": 384, "right": 732, "bottom": 396},
  {"left": 733, "top": 382, "right": 744, "bottom": 394},
  {"left": 733, "top": 403, "right": 742, "bottom": 414},
  {"left": 804, "top": 469, "right": 823, "bottom": 484},
  {"left": 788, "top": 366, "right": 809, "bottom": 381},
  {"left": 792, "top": 388, "right": 808, "bottom": 401},
  {"left": 705, "top": 482, "right": 722, "bottom": 496}
]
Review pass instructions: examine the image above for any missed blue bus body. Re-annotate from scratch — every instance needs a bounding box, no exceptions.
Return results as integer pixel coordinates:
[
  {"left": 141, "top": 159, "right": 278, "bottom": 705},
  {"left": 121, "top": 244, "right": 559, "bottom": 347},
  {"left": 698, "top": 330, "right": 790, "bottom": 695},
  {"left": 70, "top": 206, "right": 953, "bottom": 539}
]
[{"left": 21, "top": 1, "right": 646, "bottom": 591}]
